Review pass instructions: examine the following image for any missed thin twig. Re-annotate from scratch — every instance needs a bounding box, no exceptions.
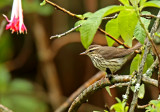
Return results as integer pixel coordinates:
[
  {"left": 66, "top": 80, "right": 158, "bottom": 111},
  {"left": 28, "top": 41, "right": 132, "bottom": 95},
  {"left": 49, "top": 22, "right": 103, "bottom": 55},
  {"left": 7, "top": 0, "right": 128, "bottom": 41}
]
[
  {"left": 50, "top": 24, "right": 81, "bottom": 39},
  {"left": 109, "top": 82, "right": 130, "bottom": 88},
  {"left": 68, "top": 75, "right": 158, "bottom": 112},
  {"left": 103, "top": 14, "right": 118, "bottom": 20},
  {"left": 55, "top": 71, "right": 106, "bottom": 112},
  {"left": 140, "top": 14, "right": 159, "bottom": 19},
  {"left": 98, "top": 28, "right": 130, "bottom": 49},
  {"left": 137, "top": 104, "right": 150, "bottom": 109},
  {"left": 123, "top": 72, "right": 137, "bottom": 102},
  {"left": 45, "top": 0, "right": 79, "bottom": 19}
]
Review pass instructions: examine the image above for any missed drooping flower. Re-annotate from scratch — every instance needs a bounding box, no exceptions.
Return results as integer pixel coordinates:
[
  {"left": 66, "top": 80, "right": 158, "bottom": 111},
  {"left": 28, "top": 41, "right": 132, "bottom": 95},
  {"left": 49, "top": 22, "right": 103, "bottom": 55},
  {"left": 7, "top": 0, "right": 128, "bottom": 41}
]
[{"left": 3, "top": 0, "right": 27, "bottom": 34}]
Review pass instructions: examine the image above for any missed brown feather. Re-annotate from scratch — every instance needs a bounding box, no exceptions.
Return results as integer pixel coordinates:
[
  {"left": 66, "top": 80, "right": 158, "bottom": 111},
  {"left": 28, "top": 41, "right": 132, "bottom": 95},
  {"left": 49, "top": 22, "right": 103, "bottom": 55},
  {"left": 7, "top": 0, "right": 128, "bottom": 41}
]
[
  {"left": 97, "top": 46, "right": 134, "bottom": 59},
  {"left": 87, "top": 43, "right": 141, "bottom": 59}
]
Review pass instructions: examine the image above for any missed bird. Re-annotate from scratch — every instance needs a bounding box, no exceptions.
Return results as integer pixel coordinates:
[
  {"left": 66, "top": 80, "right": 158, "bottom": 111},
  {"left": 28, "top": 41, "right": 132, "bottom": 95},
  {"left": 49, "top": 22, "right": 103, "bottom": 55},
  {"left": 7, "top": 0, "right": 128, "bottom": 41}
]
[{"left": 80, "top": 44, "right": 141, "bottom": 78}]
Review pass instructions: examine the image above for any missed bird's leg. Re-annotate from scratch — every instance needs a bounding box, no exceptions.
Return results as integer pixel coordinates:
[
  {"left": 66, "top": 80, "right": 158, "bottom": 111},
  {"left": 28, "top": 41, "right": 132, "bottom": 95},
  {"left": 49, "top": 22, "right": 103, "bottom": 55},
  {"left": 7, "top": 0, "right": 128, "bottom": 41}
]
[{"left": 106, "top": 68, "right": 113, "bottom": 80}]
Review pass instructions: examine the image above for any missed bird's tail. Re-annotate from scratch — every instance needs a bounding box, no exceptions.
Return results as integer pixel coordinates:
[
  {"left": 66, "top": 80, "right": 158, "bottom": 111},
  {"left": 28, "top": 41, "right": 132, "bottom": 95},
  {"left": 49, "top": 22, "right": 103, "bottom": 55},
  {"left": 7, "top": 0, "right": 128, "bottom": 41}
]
[{"left": 131, "top": 42, "right": 142, "bottom": 53}]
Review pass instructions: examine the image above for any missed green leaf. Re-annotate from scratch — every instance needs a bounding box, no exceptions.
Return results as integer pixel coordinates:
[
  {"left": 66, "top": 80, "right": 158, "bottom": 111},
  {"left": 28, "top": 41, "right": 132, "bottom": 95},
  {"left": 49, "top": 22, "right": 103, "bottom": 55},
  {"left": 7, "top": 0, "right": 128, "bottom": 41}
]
[
  {"left": 111, "top": 98, "right": 128, "bottom": 112},
  {"left": 74, "top": 20, "right": 85, "bottom": 31},
  {"left": 0, "top": 65, "right": 11, "bottom": 93},
  {"left": 104, "top": 110, "right": 109, "bottom": 112},
  {"left": 83, "top": 12, "right": 93, "bottom": 18},
  {"left": 140, "top": 0, "right": 147, "bottom": 7},
  {"left": 115, "top": 97, "right": 122, "bottom": 103},
  {"left": 1, "top": 95, "right": 48, "bottom": 112},
  {"left": 138, "top": 84, "right": 145, "bottom": 99},
  {"left": 141, "top": 1, "right": 160, "bottom": 10},
  {"left": 134, "top": 11, "right": 151, "bottom": 44},
  {"left": 143, "top": 53, "right": 154, "bottom": 73},
  {"left": 130, "top": 0, "right": 140, "bottom": 7},
  {"left": 130, "top": 54, "right": 141, "bottom": 74},
  {"left": 104, "top": 6, "right": 124, "bottom": 17},
  {"left": 155, "top": 32, "right": 160, "bottom": 38},
  {"left": 119, "top": 0, "right": 130, "bottom": 6},
  {"left": 9, "top": 79, "right": 33, "bottom": 93},
  {"left": 118, "top": 8, "right": 138, "bottom": 47},
  {"left": 40, "top": 0, "right": 46, "bottom": 6},
  {"left": 105, "top": 86, "right": 112, "bottom": 96},
  {"left": 76, "top": 15, "right": 83, "bottom": 19},
  {"left": 80, "top": 6, "right": 123, "bottom": 48},
  {"left": 131, "top": 86, "right": 135, "bottom": 92},
  {"left": 105, "top": 18, "right": 120, "bottom": 46}
]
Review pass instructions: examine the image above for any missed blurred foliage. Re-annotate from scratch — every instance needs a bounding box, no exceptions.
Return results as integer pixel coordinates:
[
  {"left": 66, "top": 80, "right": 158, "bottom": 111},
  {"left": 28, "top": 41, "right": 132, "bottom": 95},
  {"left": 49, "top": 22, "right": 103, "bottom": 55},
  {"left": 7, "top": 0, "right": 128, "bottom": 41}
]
[
  {"left": 0, "top": 0, "right": 53, "bottom": 16},
  {"left": 0, "top": 0, "right": 12, "bottom": 8},
  {"left": 0, "top": 64, "right": 48, "bottom": 112},
  {"left": 0, "top": 33, "right": 13, "bottom": 63},
  {"left": 0, "top": 0, "right": 52, "bottom": 111},
  {"left": 23, "top": 0, "right": 53, "bottom": 16}
]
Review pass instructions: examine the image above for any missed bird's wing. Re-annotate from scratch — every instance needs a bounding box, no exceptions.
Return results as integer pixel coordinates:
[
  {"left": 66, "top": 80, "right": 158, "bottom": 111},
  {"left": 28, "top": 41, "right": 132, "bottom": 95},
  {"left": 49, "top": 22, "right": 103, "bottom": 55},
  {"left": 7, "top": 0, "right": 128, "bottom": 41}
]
[{"left": 98, "top": 47, "right": 134, "bottom": 59}]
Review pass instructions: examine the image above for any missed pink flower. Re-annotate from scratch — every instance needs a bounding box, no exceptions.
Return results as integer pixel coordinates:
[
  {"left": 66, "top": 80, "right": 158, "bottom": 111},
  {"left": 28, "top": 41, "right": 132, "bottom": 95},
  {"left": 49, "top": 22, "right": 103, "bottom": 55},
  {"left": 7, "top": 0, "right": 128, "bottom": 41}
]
[{"left": 3, "top": 0, "right": 27, "bottom": 34}]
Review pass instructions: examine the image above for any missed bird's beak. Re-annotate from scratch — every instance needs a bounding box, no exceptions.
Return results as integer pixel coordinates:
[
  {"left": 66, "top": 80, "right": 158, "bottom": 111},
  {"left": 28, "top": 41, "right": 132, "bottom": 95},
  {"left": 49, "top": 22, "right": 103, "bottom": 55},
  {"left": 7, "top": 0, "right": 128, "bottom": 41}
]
[{"left": 80, "top": 51, "right": 87, "bottom": 55}]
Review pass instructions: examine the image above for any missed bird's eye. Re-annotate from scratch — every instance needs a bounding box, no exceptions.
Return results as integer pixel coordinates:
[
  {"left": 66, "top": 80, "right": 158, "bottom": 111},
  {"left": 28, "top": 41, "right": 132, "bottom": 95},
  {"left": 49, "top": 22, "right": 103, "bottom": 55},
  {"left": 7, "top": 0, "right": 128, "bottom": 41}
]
[{"left": 89, "top": 50, "right": 94, "bottom": 52}]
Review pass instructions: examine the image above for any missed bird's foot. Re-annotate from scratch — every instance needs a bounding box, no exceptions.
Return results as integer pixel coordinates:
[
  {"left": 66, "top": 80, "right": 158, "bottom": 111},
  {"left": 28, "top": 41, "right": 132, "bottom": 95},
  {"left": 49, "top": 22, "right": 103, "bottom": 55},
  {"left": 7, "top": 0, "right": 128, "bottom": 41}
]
[
  {"left": 106, "top": 74, "right": 113, "bottom": 80},
  {"left": 106, "top": 68, "right": 113, "bottom": 80}
]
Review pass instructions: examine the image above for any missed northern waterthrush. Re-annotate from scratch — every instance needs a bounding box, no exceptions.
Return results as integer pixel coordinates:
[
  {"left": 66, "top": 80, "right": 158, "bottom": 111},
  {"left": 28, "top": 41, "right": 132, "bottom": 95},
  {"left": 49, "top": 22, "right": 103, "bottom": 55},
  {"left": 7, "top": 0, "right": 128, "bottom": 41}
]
[{"left": 80, "top": 44, "right": 141, "bottom": 77}]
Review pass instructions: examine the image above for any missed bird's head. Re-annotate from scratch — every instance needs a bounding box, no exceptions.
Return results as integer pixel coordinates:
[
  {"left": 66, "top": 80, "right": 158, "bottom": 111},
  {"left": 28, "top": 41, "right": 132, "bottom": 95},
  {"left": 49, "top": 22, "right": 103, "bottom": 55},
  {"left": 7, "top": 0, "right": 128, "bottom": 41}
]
[{"left": 80, "top": 45, "right": 101, "bottom": 56}]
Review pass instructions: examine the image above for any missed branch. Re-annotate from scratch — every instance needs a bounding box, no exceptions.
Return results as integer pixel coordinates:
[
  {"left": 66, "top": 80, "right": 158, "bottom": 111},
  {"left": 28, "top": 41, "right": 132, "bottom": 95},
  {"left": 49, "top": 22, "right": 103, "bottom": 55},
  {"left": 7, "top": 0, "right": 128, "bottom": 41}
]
[
  {"left": 98, "top": 28, "right": 130, "bottom": 49},
  {"left": 55, "top": 71, "right": 106, "bottom": 112},
  {"left": 129, "top": 10, "right": 160, "bottom": 112},
  {"left": 68, "top": 75, "right": 158, "bottom": 112},
  {"left": 44, "top": 0, "right": 130, "bottom": 49}
]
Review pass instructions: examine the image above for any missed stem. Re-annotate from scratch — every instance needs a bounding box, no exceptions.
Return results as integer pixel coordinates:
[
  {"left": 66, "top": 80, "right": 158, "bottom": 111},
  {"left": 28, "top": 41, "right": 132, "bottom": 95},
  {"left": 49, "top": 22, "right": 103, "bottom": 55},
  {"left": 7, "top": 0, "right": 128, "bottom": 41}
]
[
  {"left": 68, "top": 75, "right": 158, "bottom": 112},
  {"left": 55, "top": 71, "right": 106, "bottom": 112}
]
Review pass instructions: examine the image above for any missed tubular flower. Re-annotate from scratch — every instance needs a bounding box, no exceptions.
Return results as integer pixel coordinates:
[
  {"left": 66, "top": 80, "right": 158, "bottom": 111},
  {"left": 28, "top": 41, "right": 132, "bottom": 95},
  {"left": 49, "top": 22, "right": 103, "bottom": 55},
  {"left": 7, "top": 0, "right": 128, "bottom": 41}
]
[{"left": 3, "top": 0, "right": 27, "bottom": 34}]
